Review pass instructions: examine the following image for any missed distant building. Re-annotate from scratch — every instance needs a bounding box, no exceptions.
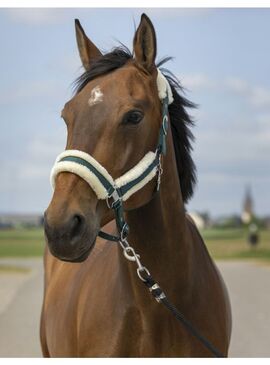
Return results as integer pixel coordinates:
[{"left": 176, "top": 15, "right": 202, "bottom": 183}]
[
  {"left": 188, "top": 212, "right": 206, "bottom": 230},
  {"left": 0, "top": 214, "right": 43, "bottom": 229},
  {"left": 241, "top": 186, "right": 254, "bottom": 224},
  {"left": 214, "top": 214, "right": 242, "bottom": 228}
]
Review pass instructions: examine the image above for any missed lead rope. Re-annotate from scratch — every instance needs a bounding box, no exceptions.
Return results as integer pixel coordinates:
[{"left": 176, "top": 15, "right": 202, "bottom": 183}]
[
  {"left": 51, "top": 91, "right": 224, "bottom": 357},
  {"left": 117, "top": 235, "right": 224, "bottom": 358},
  {"left": 98, "top": 97, "right": 224, "bottom": 358}
]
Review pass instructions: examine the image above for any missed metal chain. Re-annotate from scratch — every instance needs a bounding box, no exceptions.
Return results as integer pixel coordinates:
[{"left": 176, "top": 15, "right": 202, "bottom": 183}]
[
  {"left": 117, "top": 235, "right": 224, "bottom": 357},
  {"left": 101, "top": 95, "right": 223, "bottom": 357},
  {"left": 156, "top": 154, "right": 163, "bottom": 191},
  {"left": 118, "top": 236, "right": 166, "bottom": 303},
  {"left": 118, "top": 237, "right": 150, "bottom": 281}
]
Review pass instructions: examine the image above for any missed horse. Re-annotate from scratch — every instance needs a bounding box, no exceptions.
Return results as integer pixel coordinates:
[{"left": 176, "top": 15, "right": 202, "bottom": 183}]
[{"left": 41, "top": 14, "right": 232, "bottom": 357}]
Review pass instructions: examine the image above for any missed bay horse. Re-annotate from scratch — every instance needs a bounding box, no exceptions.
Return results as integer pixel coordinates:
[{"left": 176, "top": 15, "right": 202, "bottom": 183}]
[{"left": 41, "top": 14, "right": 232, "bottom": 357}]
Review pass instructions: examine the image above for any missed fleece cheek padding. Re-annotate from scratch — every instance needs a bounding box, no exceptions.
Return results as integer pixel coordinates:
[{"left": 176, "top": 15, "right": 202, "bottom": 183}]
[{"left": 115, "top": 151, "right": 157, "bottom": 201}]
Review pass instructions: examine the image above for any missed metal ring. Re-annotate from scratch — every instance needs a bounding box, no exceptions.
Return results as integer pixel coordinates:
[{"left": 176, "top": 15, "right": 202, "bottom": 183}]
[
  {"left": 118, "top": 238, "right": 129, "bottom": 250},
  {"left": 137, "top": 266, "right": 151, "bottom": 282}
]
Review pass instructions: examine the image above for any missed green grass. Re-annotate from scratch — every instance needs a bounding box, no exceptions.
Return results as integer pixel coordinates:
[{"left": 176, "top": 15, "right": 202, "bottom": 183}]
[
  {"left": 0, "top": 226, "right": 270, "bottom": 262},
  {"left": 202, "top": 228, "right": 270, "bottom": 262},
  {"left": 0, "top": 228, "right": 45, "bottom": 257}
]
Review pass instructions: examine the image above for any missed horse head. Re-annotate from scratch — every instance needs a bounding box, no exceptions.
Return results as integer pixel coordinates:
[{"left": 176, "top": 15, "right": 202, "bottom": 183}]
[{"left": 44, "top": 14, "right": 165, "bottom": 262}]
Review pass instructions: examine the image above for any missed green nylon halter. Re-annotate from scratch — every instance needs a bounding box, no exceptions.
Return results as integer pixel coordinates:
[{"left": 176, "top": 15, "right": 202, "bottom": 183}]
[{"left": 59, "top": 96, "right": 169, "bottom": 242}]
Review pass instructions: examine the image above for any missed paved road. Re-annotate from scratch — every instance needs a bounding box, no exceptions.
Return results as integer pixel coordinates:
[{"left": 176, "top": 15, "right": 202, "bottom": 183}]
[
  {"left": 219, "top": 261, "right": 270, "bottom": 357},
  {"left": 0, "top": 258, "right": 43, "bottom": 357},
  {"left": 0, "top": 258, "right": 269, "bottom": 357}
]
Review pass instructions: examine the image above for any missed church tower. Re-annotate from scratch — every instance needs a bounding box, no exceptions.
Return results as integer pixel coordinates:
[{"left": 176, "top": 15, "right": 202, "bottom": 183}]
[{"left": 241, "top": 185, "right": 254, "bottom": 224}]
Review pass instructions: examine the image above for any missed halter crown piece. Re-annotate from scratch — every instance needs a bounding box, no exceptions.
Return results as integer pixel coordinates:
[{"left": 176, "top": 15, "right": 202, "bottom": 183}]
[{"left": 50, "top": 70, "right": 173, "bottom": 242}]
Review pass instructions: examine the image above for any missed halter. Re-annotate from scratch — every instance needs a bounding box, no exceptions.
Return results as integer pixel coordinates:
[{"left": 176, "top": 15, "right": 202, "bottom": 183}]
[
  {"left": 49, "top": 70, "right": 224, "bottom": 357},
  {"left": 50, "top": 70, "right": 173, "bottom": 242}
]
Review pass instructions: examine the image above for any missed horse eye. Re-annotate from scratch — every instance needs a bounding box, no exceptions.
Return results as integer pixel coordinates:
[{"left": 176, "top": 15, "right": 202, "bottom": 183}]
[{"left": 123, "top": 110, "right": 144, "bottom": 125}]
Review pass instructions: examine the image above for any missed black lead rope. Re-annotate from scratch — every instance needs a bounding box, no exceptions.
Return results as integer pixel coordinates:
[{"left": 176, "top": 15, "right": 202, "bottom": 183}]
[
  {"left": 96, "top": 96, "right": 224, "bottom": 358},
  {"left": 54, "top": 88, "right": 224, "bottom": 356},
  {"left": 141, "top": 272, "right": 224, "bottom": 358},
  {"left": 160, "top": 298, "right": 224, "bottom": 358},
  {"left": 72, "top": 95, "right": 224, "bottom": 357},
  {"left": 99, "top": 223, "right": 224, "bottom": 357}
]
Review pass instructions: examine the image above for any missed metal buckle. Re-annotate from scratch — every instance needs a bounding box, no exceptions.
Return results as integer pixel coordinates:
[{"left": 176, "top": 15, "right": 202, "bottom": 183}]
[
  {"left": 148, "top": 283, "right": 166, "bottom": 302},
  {"left": 106, "top": 189, "right": 121, "bottom": 209},
  {"left": 149, "top": 283, "right": 160, "bottom": 292}
]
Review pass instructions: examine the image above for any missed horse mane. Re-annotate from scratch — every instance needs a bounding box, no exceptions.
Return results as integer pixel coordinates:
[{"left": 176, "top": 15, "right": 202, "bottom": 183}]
[{"left": 74, "top": 46, "right": 197, "bottom": 203}]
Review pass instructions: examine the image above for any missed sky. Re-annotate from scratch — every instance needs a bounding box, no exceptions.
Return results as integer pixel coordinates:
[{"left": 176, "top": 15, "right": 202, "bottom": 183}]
[{"left": 0, "top": 8, "right": 269, "bottom": 217}]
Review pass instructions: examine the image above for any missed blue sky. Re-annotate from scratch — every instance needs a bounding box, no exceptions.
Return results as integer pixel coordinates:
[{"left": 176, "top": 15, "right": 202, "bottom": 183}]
[{"left": 0, "top": 8, "right": 269, "bottom": 217}]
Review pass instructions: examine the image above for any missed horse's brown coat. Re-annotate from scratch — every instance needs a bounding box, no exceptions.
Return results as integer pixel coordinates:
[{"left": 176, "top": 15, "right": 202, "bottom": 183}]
[{"left": 41, "top": 14, "right": 232, "bottom": 357}]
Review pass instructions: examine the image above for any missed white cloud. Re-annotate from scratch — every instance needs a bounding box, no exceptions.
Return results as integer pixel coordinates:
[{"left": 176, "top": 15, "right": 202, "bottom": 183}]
[
  {"left": 0, "top": 132, "right": 65, "bottom": 212},
  {"left": 257, "top": 113, "right": 270, "bottom": 127},
  {"left": 251, "top": 86, "right": 270, "bottom": 108},
  {"left": 225, "top": 77, "right": 270, "bottom": 108},
  {"left": 181, "top": 73, "right": 214, "bottom": 91},
  {"left": 180, "top": 74, "right": 270, "bottom": 110},
  {"left": 225, "top": 77, "right": 249, "bottom": 94},
  {"left": 2, "top": 134, "right": 65, "bottom": 188}
]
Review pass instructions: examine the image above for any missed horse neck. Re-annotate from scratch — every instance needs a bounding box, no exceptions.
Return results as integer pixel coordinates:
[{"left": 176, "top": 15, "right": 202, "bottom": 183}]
[{"left": 119, "top": 124, "right": 193, "bottom": 305}]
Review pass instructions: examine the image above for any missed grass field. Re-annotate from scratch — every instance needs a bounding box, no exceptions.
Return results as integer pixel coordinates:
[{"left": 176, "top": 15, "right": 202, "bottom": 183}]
[
  {"left": 201, "top": 228, "right": 270, "bottom": 261},
  {"left": 0, "top": 226, "right": 269, "bottom": 262},
  {"left": 0, "top": 228, "right": 45, "bottom": 257}
]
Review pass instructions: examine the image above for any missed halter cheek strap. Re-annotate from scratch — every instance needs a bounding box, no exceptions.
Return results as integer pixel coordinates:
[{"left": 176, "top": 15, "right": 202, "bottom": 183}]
[{"left": 50, "top": 70, "right": 173, "bottom": 241}]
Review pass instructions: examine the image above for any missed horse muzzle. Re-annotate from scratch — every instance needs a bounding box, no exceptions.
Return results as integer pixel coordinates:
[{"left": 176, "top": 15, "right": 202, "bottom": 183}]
[{"left": 44, "top": 208, "right": 99, "bottom": 263}]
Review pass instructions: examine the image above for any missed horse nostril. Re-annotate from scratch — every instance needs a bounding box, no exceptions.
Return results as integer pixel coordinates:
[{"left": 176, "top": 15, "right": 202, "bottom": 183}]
[{"left": 69, "top": 214, "right": 85, "bottom": 240}]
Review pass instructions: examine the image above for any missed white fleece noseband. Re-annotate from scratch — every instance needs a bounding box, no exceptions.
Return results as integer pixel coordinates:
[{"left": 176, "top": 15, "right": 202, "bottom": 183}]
[
  {"left": 50, "top": 70, "right": 173, "bottom": 203},
  {"left": 51, "top": 150, "right": 157, "bottom": 201}
]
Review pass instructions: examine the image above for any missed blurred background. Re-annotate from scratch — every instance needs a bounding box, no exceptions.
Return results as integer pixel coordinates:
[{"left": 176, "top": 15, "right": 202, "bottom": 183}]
[{"left": 0, "top": 8, "right": 269, "bottom": 357}]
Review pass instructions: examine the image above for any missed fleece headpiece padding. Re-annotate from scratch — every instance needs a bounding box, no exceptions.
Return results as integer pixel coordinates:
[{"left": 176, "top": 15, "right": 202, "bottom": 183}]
[{"left": 157, "top": 69, "right": 174, "bottom": 105}]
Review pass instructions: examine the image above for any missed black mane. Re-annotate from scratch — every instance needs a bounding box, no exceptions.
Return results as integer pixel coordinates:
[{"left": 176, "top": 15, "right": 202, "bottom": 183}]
[{"left": 74, "top": 47, "right": 197, "bottom": 203}]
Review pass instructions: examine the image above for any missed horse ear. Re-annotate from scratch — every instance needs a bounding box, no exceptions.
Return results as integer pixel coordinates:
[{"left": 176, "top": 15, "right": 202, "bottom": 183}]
[
  {"left": 75, "top": 19, "right": 102, "bottom": 70},
  {"left": 133, "top": 14, "right": 157, "bottom": 73}
]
